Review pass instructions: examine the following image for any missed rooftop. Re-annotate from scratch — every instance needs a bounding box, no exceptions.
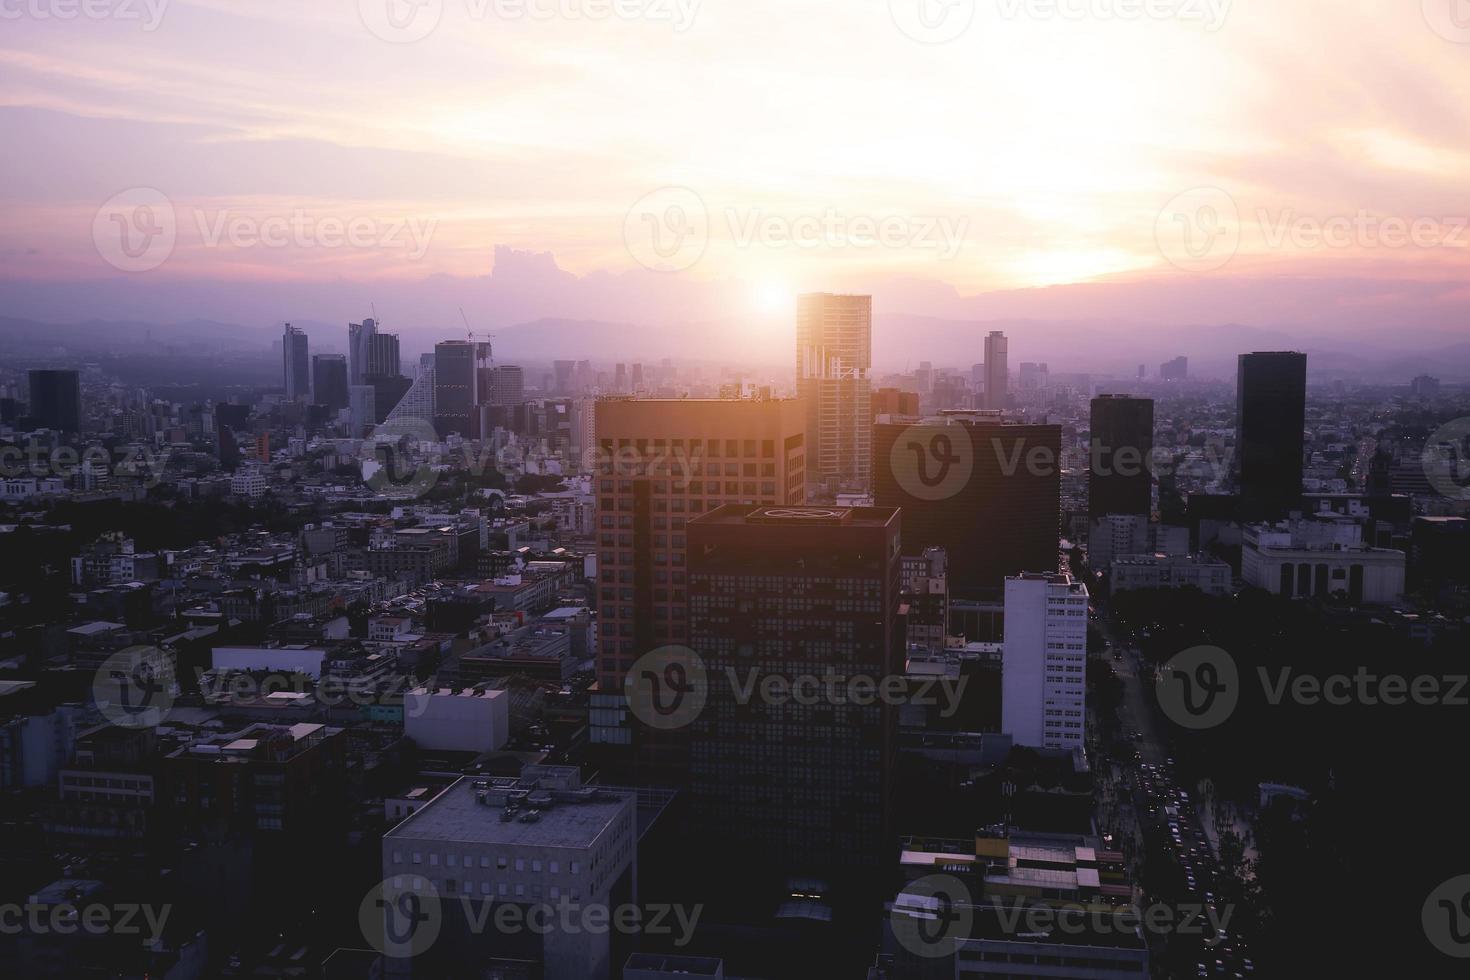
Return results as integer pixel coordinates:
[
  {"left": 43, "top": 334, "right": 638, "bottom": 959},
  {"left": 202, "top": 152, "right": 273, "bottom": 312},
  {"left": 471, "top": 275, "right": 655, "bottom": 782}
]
[{"left": 385, "top": 772, "right": 631, "bottom": 848}]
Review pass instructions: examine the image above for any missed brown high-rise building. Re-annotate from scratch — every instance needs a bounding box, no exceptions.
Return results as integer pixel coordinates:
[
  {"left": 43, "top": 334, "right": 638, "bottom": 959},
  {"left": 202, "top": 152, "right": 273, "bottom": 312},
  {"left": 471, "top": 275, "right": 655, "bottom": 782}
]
[
  {"left": 687, "top": 504, "right": 902, "bottom": 879},
  {"left": 871, "top": 387, "right": 920, "bottom": 420},
  {"left": 589, "top": 397, "right": 806, "bottom": 750},
  {"left": 873, "top": 412, "right": 1061, "bottom": 597},
  {"left": 797, "top": 293, "right": 872, "bottom": 493}
]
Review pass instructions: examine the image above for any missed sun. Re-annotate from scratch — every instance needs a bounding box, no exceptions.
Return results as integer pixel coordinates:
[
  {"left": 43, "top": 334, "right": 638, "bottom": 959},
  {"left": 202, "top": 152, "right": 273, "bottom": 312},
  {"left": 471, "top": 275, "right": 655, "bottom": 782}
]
[{"left": 751, "top": 282, "right": 792, "bottom": 315}]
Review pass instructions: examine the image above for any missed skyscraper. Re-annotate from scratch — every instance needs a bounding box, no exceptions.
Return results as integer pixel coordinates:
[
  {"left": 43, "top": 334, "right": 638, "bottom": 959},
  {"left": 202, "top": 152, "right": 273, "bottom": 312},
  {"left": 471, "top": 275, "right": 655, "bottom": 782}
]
[
  {"left": 432, "top": 341, "right": 488, "bottom": 438},
  {"left": 873, "top": 412, "right": 1061, "bottom": 597},
  {"left": 1089, "top": 395, "right": 1154, "bottom": 519},
  {"left": 482, "top": 365, "right": 525, "bottom": 407},
  {"left": 796, "top": 292, "right": 872, "bottom": 493},
  {"left": 1001, "top": 572, "right": 1089, "bottom": 751},
  {"left": 311, "top": 354, "right": 349, "bottom": 411},
  {"left": 983, "top": 330, "right": 1009, "bottom": 410},
  {"left": 1236, "top": 351, "right": 1307, "bottom": 520},
  {"left": 688, "top": 504, "right": 902, "bottom": 877},
  {"left": 1160, "top": 355, "right": 1189, "bottom": 381},
  {"left": 366, "top": 331, "right": 400, "bottom": 380},
  {"left": 27, "top": 369, "right": 81, "bottom": 432},
  {"left": 591, "top": 397, "right": 806, "bottom": 694},
  {"left": 282, "top": 323, "right": 309, "bottom": 401},
  {"left": 348, "top": 317, "right": 375, "bottom": 385}
]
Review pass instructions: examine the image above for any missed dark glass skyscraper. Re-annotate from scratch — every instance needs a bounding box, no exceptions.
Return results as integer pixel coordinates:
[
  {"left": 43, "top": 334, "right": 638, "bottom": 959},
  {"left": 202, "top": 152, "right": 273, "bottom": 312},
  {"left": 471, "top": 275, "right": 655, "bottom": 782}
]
[
  {"left": 687, "top": 504, "right": 901, "bottom": 881},
  {"left": 432, "top": 340, "right": 488, "bottom": 438},
  {"left": 1089, "top": 394, "right": 1154, "bottom": 519},
  {"left": 311, "top": 354, "right": 349, "bottom": 411},
  {"left": 873, "top": 413, "right": 1061, "bottom": 597},
  {"left": 27, "top": 369, "right": 81, "bottom": 432},
  {"left": 1236, "top": 351, "right": 1307, "bottom": 520},
  {"left": 282, "top": 323, "right": 309, "bottom": 401}
]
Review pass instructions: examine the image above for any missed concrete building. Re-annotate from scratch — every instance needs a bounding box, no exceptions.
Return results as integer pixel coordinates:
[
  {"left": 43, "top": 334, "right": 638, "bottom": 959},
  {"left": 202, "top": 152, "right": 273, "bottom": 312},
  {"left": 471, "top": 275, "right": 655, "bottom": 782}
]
[
  {"left": 687, "top": 504, "right": 903, "bottom": 879},
  {"left": 590, "top": 396, "right": 806, "bottom": 695},
  {"left": 1088, "top": 513, "right": 1150, "bottom": 570},
  {"left": 983, "top": 330, "right": 1008, "bottom": 410},
  {"left": 1001, "top": 572, "right": 1088, "bottom": 751},
  {"left": 796, "top": 292, "right": 872, "bottom": 492},
  {"left": 380, "top": 766, "right": 637, "bottom": 979},
  {"left": 404, "top": 687, "right": 509, "bottom": 754},
  {"left": 1242, "top": 517, "right": 1405, "bottom": 604},
  {"left": 1111, "top": 553, "right": 1232, "bottom": 595}
]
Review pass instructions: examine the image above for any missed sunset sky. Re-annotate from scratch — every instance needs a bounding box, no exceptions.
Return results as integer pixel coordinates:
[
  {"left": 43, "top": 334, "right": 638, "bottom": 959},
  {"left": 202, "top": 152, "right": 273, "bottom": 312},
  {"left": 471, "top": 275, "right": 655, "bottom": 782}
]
[{"left": 3, "top": 0, "right": 1469, "bottom": 330}]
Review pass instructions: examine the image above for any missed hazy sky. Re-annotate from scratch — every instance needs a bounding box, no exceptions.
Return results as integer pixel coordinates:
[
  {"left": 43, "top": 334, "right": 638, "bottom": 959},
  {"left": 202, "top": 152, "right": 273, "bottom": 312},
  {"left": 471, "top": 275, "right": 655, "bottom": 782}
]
[{"left": 3, "top": 0, "right": 1469, "bottom": 328}]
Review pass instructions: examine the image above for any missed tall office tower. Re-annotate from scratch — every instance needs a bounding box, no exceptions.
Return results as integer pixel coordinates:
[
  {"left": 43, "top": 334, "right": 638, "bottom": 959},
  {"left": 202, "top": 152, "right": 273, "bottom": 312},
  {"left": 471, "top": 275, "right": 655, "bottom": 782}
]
[
  {"left": 688, "top": 504, "right": 902, "bottom": 879},
  {"left": 311, "top": 354, "right": 349, "bottom": 411},
  {"left": 366, "top": 331, "right": 401, "bottom": 379},
  {"left": 27, "top": 369, "right": 82, "bottom": 432},
  {"left": 482, "top": 365, "right": 525, "bottom": 407},
  {"left": 590, "top": 397, "right": 806, "bottom": 732},
  {"left": 432, "top": 341, "right": 489, "bottom": 438},
  {"left": 348, "top": 317, "right": 375, "bottom": 384},
  {"left": 873, "top": 412, "right": 1061, "bottom": 597},
  {"left": 613, "top": 363, "right": 627, "bottom": 393},
  {"left": 553, "top": 359, "right": 576, "bottom": 394},
  {"left": 1089, "top": 395, "right": 1154, "bottom": 519},
  {"left": 796, "top": 292, "right": 872, "bottom": 492},
  {"left": 1160, "top": 355, "right": 1189, "bottom": 381},
  {"left": 983, "top": 330, "right": 1009, "bottom": 410},
  {"left": 1236, "top": 351, "right": 1307, "bottom": 520},
  {"left": 282, "top": 323, "right": 310, "bottom": 401},
  {"left": 630, "top": 363, "right": 644, "bottom": 390},
  {"left": 1001, "top": 571, "right": 1089, "bottom": 751},
  {"left": 348, "top": 385, "right": 375, "bottom": 437}
]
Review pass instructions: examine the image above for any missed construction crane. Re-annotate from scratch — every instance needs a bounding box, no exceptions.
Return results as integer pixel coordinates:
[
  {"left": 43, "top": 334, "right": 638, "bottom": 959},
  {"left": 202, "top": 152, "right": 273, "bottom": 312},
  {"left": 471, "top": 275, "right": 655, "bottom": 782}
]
[{"left": 461, "top": 307, "right": 494, "bottom": 364}]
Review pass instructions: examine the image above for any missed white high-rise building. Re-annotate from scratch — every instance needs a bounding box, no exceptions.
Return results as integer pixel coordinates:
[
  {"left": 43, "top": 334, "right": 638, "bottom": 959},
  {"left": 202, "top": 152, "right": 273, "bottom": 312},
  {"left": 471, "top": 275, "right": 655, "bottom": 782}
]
[
  {"left": 796, "top": 292, "right": 871, "bottom": 493},
  {"left": 1001, "top": 572, "right": 1088, "bottom": 751}
]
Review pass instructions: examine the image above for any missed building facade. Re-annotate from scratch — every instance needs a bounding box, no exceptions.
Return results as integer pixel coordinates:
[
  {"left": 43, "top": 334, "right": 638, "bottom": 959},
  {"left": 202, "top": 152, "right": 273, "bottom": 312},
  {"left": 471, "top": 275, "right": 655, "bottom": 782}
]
[
  {"left": 796, "top": 292, "right": 872, "bottom": 493},
  {"left": 1001, "top": 572, "right": 1088, "bottom": 751}
]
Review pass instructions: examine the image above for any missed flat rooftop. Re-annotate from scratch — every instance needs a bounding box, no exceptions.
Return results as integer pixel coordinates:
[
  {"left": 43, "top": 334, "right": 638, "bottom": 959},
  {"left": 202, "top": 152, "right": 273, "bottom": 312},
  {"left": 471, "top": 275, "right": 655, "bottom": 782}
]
[
  {"left": 690, "top": 504, "right": 899, "bottom": 529},
  {"left": 385, "top": 775, "right": 629, "bottom": 848}
]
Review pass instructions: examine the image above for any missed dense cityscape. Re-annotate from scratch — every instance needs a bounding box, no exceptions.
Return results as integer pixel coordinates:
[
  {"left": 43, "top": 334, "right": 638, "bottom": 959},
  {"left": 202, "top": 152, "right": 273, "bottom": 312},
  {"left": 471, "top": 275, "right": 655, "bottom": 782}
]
[
  {"left": 2, "top": 299, "right": 1469, "bottom": 978},
  {"left": 6, "top": 2, "right": 1470, "bottom": 978}
]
